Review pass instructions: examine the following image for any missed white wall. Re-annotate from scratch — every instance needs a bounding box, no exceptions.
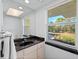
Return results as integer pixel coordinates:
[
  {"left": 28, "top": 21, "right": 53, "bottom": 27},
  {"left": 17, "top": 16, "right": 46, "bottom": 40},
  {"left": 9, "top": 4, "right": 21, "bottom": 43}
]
[
  {"left": 35, "top": 8, "right": 47, "bottom": 38},
  {"left": 0, "top": 0, "right": 3, "bottom": 32},
  {"left": 45, "top": 44, "right": 78, "bottom": 59},
  {"left": 3, "top": 15, "right": 22, "bottom": 38}
]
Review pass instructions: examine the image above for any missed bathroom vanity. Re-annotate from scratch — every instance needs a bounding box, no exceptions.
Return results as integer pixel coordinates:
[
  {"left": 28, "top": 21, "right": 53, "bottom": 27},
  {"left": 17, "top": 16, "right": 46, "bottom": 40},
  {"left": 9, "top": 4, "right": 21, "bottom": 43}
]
[{"left": 14, "top": 36, "right": 45, "bottom": 59}]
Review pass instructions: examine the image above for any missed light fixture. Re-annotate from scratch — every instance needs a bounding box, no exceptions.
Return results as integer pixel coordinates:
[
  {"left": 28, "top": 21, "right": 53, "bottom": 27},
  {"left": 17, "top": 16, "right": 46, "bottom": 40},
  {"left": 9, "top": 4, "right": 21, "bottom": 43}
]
[
  {"left": 6, "top": 8, "right": 23, "bottom": 17},
  {"left": 19, "top": 7, "right": 23, "bottom": 9},
  {"left": 40, "top": 0, "right": 42, "bottom": 1},
  {"left": 25, "top": 0, "right": 30, "bottom": 4}
]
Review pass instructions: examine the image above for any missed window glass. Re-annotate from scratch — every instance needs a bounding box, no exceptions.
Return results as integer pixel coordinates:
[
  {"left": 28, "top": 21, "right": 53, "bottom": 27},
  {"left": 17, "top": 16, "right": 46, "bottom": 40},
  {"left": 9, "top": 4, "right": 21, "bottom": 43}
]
[{"left": 48, "top": 16, "right": 76, "bottom": 45}]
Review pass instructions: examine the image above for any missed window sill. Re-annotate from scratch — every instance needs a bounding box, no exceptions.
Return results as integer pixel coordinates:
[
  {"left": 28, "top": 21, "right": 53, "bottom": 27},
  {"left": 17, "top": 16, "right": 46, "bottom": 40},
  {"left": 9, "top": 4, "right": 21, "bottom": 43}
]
[{"left": 45, "top": 40, "right": 78, "bottom": 55}]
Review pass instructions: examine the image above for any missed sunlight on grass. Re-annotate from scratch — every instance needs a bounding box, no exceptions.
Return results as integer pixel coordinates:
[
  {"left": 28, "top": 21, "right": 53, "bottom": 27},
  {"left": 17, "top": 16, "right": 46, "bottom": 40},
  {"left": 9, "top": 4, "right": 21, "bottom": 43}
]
[{"left": 56, "top": 32, "right": 75, "bottom": 45}]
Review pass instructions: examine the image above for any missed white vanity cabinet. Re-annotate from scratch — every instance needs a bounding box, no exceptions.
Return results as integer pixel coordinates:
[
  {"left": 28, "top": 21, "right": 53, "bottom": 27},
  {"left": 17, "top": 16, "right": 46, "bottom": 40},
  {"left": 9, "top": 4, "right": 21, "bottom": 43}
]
[{"left": 17, "top": 42, "right": 45, "bottom": 59}]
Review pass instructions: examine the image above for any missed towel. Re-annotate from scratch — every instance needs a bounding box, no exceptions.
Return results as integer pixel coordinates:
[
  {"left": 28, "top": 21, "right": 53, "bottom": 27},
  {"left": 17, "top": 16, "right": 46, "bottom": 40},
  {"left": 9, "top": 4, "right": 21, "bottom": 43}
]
[
  {"left": 0, "top": 37, "right": 10, "bottom": 59},
  {"left": 3, "top": 37, "right": 10, "bottom": 59},
  {"left": 0, "top": 31, "right": 16, "bottom": 59},
  {"left": 10, "top": 33, "right": 16, "bottom": 59}
]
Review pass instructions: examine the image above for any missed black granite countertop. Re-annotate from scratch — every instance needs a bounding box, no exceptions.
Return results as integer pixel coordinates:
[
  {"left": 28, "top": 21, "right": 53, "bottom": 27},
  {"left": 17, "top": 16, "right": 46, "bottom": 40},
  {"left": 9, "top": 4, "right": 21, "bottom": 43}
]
[{"left": 14, "top": 36, "right": 44, "bottom": 52}]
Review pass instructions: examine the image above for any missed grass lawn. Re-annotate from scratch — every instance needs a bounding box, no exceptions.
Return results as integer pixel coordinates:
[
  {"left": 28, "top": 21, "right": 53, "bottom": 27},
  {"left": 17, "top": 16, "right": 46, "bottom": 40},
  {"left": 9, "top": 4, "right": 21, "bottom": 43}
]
[{"left": 55, "top": 32, "right": 75, "bottom": 45}]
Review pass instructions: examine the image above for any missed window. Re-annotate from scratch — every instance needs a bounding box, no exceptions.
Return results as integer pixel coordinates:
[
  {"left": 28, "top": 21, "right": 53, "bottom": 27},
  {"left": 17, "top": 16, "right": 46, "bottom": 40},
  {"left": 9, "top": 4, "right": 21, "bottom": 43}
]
[
  {"left": 48, "top": 0, "right": 77, "bottom": 46},
  {"left": 48, "top": 16, "right": 76, "bottom": 45}
]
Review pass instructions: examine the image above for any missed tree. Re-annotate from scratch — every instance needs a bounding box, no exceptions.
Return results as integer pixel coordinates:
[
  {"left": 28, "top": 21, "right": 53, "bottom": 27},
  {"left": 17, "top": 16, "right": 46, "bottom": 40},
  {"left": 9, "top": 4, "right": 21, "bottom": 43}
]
[{"left": 56, "top": 18, "right": 65, "bottom": 22}]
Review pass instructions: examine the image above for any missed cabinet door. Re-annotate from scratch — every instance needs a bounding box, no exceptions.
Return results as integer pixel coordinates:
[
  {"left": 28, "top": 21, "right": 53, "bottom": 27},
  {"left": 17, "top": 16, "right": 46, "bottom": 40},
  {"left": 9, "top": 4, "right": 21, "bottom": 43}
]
[
  {"left": 37, "top": 47, "right": 44, "bottom": 59},
  {"left": 24, "top": 45, "right": 37, "bottom": 59},
  {"left": 37, "top": 42, "right": 45, "bottom": 59},
  {"left": 24, "top": 51, "right": 37, "bottom": 59},
  {"left": 17, "top": 50, "right": 24, "bottom": 59}
]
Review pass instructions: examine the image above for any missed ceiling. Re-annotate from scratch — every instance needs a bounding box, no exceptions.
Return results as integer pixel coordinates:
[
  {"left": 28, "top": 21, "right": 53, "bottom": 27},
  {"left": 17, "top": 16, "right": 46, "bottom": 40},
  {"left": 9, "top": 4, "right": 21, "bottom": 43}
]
[
  {"left": 13, "top": 0, "right": 55, "bottom": 10},
  {"left": 2, "top": 0, "right": 68, "bottom": 17},
  {"left": 48, "top": 0, "right": 76, "bottom": 18}
]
